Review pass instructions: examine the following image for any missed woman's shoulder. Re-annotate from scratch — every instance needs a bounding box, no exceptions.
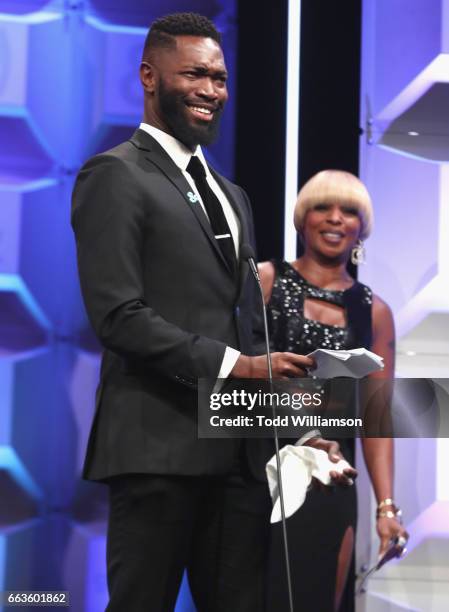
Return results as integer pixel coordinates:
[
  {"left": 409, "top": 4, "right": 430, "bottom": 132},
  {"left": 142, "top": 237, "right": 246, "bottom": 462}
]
[
  {"left": 351, "top": 279, "right": 374, "bottom": 305},
  {"left": 372, "top": 293, "right": 393, "bottom": 320},
  {"left": 258, "top": 259, "right": 278, "bottom": 280},
  {"left": 257, "top": 259, "right": 290, "bottom": 287},
  {"left": 257, "top": 260, "right": 277, "bottom": 303}
]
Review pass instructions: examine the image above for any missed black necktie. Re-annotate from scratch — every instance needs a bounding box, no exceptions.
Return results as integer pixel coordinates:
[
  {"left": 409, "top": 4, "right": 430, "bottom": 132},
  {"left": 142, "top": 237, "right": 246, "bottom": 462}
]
[{"left": 186, "top": 156, "right": 237, "bottom": 277}]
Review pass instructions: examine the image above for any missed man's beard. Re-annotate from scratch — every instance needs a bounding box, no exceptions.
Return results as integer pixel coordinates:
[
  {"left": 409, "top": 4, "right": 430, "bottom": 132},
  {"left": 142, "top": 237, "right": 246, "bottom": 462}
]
[{"left": 158, "top": 79, "right": 223, "bottom": 148}]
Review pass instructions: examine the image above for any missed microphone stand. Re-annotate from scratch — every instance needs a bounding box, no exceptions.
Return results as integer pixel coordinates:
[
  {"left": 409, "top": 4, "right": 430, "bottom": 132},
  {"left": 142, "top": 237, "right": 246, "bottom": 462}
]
[{"left": 246, "top": 253, "right": 295, "bottom": 612}]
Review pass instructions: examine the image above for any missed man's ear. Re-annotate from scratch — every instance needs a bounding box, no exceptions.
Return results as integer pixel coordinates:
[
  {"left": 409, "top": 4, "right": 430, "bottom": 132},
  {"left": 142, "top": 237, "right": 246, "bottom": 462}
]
[{"left": 140, "top": 61, "right": 156, "bottom": 94}]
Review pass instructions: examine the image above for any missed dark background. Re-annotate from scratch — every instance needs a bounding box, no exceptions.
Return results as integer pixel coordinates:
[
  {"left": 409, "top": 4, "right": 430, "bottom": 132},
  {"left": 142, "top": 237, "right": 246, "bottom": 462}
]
[{"left": 236, "top": 0, "right": 362, "bottom": 261}]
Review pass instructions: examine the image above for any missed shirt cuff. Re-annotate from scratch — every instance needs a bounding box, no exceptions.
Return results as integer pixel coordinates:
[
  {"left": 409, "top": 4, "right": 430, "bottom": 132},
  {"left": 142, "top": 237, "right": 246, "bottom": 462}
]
[
  {"left": 295, "top": 429, "right": 322, "bottom": 446},
  {"left": 213, "top": 347, "right": 241, "bottom": 393},
  {"left": 218, "top": 346, "right": 241, "bottom": 379}
]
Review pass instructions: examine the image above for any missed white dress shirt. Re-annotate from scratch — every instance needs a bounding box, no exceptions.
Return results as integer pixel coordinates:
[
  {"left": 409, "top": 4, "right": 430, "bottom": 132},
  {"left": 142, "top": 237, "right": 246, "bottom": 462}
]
[{"left": 138, "top": 123, "right": 240, "bottom": 378}]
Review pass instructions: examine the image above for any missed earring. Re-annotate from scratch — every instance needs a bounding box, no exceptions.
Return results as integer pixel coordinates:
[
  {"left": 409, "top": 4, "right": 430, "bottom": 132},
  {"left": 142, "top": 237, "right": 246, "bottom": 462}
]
[{"left": 351, "top": 239, "right": 366, "bottom": 265}]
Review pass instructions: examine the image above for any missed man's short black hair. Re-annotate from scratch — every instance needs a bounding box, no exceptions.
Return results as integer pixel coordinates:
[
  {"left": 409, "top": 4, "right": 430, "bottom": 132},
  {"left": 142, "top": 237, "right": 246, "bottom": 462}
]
[{"left": 143, "top": 12, "right": 222, "bottom": 60}]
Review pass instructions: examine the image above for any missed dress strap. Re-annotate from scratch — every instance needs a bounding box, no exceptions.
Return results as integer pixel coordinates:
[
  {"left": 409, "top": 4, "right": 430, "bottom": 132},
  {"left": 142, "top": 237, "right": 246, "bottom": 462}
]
[
  {"left": 270, "top": 259, "right": 284, "bottom": 276},
  {"left": 344, "top": 282, "right": 373, "bottom": 349}
]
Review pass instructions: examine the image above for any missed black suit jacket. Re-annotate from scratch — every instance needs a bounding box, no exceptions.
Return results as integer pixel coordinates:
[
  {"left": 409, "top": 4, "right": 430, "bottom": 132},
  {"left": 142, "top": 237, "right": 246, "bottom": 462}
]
[
  {"left": 72, "top": 129, "right": 312, "bottom": 481},
  {"left": 72, "top": 129, "right": 265, "bottom": 480}
]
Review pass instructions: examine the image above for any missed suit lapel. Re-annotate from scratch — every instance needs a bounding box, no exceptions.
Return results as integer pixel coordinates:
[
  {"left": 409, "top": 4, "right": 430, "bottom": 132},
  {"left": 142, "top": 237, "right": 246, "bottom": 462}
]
[{"left": 129, "top": 130, "right": 230, "bottom": 273}]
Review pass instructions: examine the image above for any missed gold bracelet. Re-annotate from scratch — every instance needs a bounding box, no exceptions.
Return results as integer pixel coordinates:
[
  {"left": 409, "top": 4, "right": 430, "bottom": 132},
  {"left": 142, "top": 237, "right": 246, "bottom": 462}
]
[
  {"left": 377, "top": 510, "right": 397, "bottom": 519},
  {"left": 377, "top": 498, "right": 395, "bottom": 509},
  {"left": 376, "top": 507, "right": 402, "bottom": 523}
]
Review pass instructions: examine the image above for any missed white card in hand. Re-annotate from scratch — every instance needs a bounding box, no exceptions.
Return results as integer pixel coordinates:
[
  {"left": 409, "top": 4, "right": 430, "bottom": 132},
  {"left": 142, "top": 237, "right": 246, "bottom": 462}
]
[{"left": 307, "top": 348, "right": 383, "bottom": 378}]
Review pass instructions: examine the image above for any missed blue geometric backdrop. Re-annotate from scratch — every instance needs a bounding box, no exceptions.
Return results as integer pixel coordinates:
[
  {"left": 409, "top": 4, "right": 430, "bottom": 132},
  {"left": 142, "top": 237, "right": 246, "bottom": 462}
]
[{"left": 0, "top": 1, "right": 236, "bottom": 609}]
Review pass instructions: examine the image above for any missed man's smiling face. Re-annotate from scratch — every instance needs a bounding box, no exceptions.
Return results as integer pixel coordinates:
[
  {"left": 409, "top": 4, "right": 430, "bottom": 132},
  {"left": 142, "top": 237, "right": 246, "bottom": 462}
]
[{"left": 146, "top": 35, "right": 228, "bottom": 148}]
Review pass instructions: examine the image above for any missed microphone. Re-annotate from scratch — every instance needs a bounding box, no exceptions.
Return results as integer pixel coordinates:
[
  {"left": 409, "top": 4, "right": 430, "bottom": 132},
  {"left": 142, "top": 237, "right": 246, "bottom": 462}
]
[
  {"left": 241, "top": 243, "right": 294, "bottom": 612},
  {"left": 240, "top": 243, "right": 260, "bottom": 282},
  {"left": 239, "top": 243, "right": 255, "bottom": 260}
]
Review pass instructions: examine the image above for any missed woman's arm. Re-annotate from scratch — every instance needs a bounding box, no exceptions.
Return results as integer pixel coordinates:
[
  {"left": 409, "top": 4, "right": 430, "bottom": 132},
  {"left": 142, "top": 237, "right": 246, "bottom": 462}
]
[
  {"left": 257, "top": 261, "right": 276, "bottom": 304},
  {"left": 361, "top": 295, "right": 408, "bottom": 555}
]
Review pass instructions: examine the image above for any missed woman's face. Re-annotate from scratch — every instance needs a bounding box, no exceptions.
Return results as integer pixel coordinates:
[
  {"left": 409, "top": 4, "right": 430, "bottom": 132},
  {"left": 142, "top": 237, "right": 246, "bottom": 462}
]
[{"left": 301, "top": 201, "right": 362, "bottom": 261}]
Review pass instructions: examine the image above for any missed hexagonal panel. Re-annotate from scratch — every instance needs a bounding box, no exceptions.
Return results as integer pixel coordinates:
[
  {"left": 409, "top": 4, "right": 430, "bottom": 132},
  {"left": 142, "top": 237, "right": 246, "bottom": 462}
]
[
  {"left": 0, "top": 14, "right": 30, "bottom": 108},
  {"left": 0, "top": 118, "right": 54, "bottom": 185},
  {"left": 363, "top": 0, "right": 444, "bottom": 118},
  {"left": 68, "top": 350, "right": 100, "bottom": 474},
  {"left": 80, "top": 17, "right": 144, "bottom": 158},
  {"left": 394, "top": 165, "right": 449, "bottom": 347},
  {"left": 379, "top": 82, "right": 449, "bottom": 162},
  {"left": 86, "top": 124, "right": 135, "bottom": 158},
  {"left": 0, "top": 1, "right": 52, "bottom": 14},
  {"left": 365, "top": 533, "right": 449, "bottom": 610},
  {"left": 0, "top": 285, "right": 48, "bottom": 355},
  {"left": 360, "top": 4, "right": 449, "bottom": 607},
  {"left": 0, "top": 469, "right": 39, "bottom": 526},
  {"left": 64, "top": 521, "right": 108, "bottom": 612},
  {"left": 397, "top": 312, "right": 449, "bottom": 357},
  {"left": 87, "top": 0, "right": 225, "bottom": 27},
  {"left": 0, "top": 179, "right": 89, "bottom": 339},
  {"left": 0, "top": 348, "right": 81, "bottom": 508},
  {"left": 0, "top": 11, "right": 77, "bottom": 165},
  {"left": 1, "top": 516, "right": 72, "bottom": 593},
  {"left": 359, "top": 591, "right": 419, "bottom": 611},
  {"left": 358, "top": 148, "right": 440, "bottom": 315}
]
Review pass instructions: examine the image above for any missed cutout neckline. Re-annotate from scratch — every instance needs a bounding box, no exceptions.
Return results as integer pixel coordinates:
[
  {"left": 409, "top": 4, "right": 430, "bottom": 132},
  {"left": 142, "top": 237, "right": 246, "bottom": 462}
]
[
  {"left": 286, "top": 261, "right": 356, "bottom": 295},
  {"left": 284, "top": 262, "right": 352, "bottom": 330}
]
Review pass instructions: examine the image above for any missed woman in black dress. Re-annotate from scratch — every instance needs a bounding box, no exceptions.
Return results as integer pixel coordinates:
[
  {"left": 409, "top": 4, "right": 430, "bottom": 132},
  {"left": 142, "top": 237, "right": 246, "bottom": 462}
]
[{"left": 259, "top": 170, "right": 408, "bottom": 611}]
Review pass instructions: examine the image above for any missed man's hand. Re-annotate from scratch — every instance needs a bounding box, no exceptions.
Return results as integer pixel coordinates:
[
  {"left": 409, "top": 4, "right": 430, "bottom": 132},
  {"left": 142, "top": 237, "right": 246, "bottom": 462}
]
[
  {"left": 304, "top": 437, "right": 358, "bottom": 487},
  {"left": 230, "top": 353, "right": 315, "bottom": 379}
]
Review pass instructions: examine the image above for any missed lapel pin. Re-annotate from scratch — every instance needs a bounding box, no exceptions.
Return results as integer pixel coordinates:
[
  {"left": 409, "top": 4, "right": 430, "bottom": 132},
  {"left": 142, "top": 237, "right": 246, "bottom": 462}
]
[{"left": 187, "top": 191, "right": 199, "bottom": 203}]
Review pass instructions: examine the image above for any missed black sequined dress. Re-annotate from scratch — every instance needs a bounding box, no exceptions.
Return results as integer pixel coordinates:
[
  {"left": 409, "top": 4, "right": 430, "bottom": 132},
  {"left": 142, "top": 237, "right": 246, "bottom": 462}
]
[{"left": 266, "top": 261, "right": 373, "bottom": 612}]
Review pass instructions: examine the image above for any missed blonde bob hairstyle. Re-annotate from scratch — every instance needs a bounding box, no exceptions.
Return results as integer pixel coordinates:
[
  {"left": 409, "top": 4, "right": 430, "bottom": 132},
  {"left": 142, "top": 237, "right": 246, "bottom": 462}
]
[{"left": 294, "top": 170, "right": 374, "bottom": 240}]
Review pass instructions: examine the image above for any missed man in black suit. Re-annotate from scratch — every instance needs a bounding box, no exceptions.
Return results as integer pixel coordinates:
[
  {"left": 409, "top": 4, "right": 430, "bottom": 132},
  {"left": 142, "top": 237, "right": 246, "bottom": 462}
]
[{"left": 72, "top": 13, "right": 354, "bottom": 611}]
